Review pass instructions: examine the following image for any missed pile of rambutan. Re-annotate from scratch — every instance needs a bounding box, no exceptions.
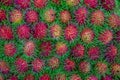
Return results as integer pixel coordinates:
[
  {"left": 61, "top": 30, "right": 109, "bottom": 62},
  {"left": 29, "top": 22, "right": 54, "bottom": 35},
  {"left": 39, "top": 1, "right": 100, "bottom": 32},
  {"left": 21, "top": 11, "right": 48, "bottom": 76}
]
[{"left": 0, "top": 0, "right": 120, "bottom": 80}]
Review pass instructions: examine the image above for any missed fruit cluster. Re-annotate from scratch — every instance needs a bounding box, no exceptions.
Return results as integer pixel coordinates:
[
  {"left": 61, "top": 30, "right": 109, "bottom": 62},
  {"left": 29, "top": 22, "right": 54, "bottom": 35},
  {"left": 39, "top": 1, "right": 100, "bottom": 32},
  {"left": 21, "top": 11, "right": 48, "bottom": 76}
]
[{"left": 0, "top": 0, "right": 120, "bottom": 80}]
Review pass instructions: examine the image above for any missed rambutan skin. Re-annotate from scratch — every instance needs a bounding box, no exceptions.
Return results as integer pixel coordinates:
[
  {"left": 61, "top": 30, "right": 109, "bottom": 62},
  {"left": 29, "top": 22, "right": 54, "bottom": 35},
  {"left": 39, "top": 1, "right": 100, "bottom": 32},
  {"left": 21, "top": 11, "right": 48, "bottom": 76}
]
[
  {"left": 64, "top": 59, "right": 75, "bottom": 71},
  {"left": 9, "top": 76, "right": 18, "bottom": 80},
  {"left": 15, "top": 58, "right": 28, "bottom": 72},
  {"left": 4, "top": 43, "right": 16, "bottom": 57},
  {"left": 111, "top": 64, "right": 120, "bottom": 75},
  {"left": 44, "top": 9, "right": 56, "bottom": 22},
  {"left": 32, "top": 58, "right": 44, "bottom": 72},
  {"left": 72, "top": 44, "right": 85, "bottom": 58},
  {"left": 64, "top": 24, "right": 78, "bottom": 41},
  {"left": 0, "top": 61, "right": 10, "bottom": 73},
  {"left": 50, "top": 24, "right": 62, "bottom": 38},
  {"left": 91, "top": 10, "right": 104, "bottom": 25},
  {"left": 0, "top": 25, "right": 13, "bottom": 40},
  {"left": 0, "top": 9, "right": 6, "bottom": 21},
  {"left": 24, "top": 41, "right": 35, "bottom": 56},
  {"left": 102, "top": 75, "right": 113, "bottom": 80},
  {"left": 101, "top": 0, "right": 115, "bottom": 10},
  {"left": 40, "top": 41, "right": 52, "bottom": 56},
  {"left": 96, "top": 62, "right": 107, "bottom": 74},
  {"left": 39, "top": 74, "right": 51, "bottom": 80},
  {"left": 17, "top": 24, "right": 31, "bottom": 39},
  {"left": 88, "top": 47, "right": 99, "bottom": 60},
  {"left": 75, "top": 7, "right": 88, "bottom": 25},
  {"left": 66, "top": 0, "right": 80, "bottom": 6},
  {"left": 15, "top": 0, "right": 30, "bottom": 9},
  {"left": 108, "top": 14, "right": 120, "bottom": 28},
  {"left": 48, "top": 57, "right": 59, "bottom": 69},
  {"left": 99, "top": 30, "right": 113, "bottom": 45},
  {"left": 60, "top": 10, "right": 71, "bottom": 23},
  {"left": 25, "top": 10, "right": 38, "bottom": 23},
  {"left": 80, "top": 28, "right": 94, "bottom": 43},
  {"left": 79, "top": 61, "right": 90, "bottom": 73},
  {"left": 70, "top": 74, "right": 82, "bottom": 80},
  {"left": 87, "top": 75, "right": 98, "bottom": 80},
  {"left": 84, "top": 0, "right": 98, "bottom": 8},
  {"left": 34, "top": 0, "right": 48, "bottom": 8},
  {"left": 24, "top": 74, "right": 35, "bottom": 80},
  {"left": 55, "top": 74, "right": 66, "bottom": 80},
  {"left": 105, "top": 45, "right": 117, "bottom": 62},
  {"left": 33, "top": 22, "right": 47, "bottom": 39},
  {"left": 10, "top": 9, "right": 23, "bottom": 23},
  {"left": 115, "top": 30, "right": 120, "bottom": 42},
  {"left": 0, "top": 0, "right": 13, "bottom": 6},
  {"left": 56, "top": 42, "right": 68, "bottom": 56}
]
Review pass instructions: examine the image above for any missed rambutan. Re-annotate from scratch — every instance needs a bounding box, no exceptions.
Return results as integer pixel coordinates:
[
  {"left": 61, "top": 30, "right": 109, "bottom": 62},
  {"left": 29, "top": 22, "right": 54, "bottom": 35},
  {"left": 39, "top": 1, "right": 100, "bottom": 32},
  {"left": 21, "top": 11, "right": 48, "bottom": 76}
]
[
  {"left": 34, "top": 0, "right": 48, "bottom": 8},
  {"left": 64, "top": 59, "right": 75, "bottom": 71},
  {"left": 88, "top": 47, "right": 99, "bottom": 60},
  {"left": 0, "top": 9, "right": 6, "bottom": 21},
  {"left": 15, "top": 0, "right": 30, "bottom": 9},
  {"left": 60, "top": 10, "right": 71, "bottom": 23},
  {"left": 33, "top": 22, "right": 47, "bottom": 39},
  {"left": 39, "top": 74, "right": 51, "bottom": 80},
  {"left": 32, "top": 58, "right": 44, "bottom": 72},
  {"left": 91, "top": 10, "right": 104, "bottom": 25},
  {"left": 25, "top": 10, "right": 38, "bottom": 23},
  {"left": 0, "top": 60, "right": 9, "bottom": 73},
  {"left": 84, "top": 0, "right": 98, "bottom": 8},
  {"left": 99, "top": 30, "right": 113, "bottom": 45},
  {"left": 79, "top": 61, "right": 90, "bottom": 73},
  {"left": 40, "top": 41, "right": 52, "bottom": 56},
  {"left": 55, "top": 74, "right": 66, "bottom": 80},
  {"left": 44, "top": 9, "right": 55, "bottom": 22},
  {"left": 70, "top": 74, "right": 82, "bottom": 80},
  {"left": 0, "top": 25, "right": 13, "bottom": 40},
  {"left": 72, "top": 44, "right": 85, "bottom": 58},
  {"left": 24, "top": 74, "right": 35, "bottom": 80},
  {"left": 64, "top": 24, "right": 78, "bottom": 41},
  {"left": 15, "top": 58, "right": 28, "bottom": 72},
  {"left": 10, "top": 9, "right": 23, "bottom": 24},
  {"left": 48, "top": 57, "right": 59, "bottom": 69},
  {"left": 75, "top": 7, "right": 88, "bottom": 25},
  {"left": 24, "top": 41, "right": 35, "bottom": 56},
  {"left": 17, "top": 24, "right": 31, "bottom": 39},
  {"left": 66, "top": 0, "right": 80, "bottom": 6},
  {"left": 4, "top": 43, "right": 16, "bottom": 57},
  {"left": 96, "top": 62, "right": 107, "bottom": 74},
  {"left": 80, "top": 28, "right": 94, "bottom": 43},
  {"left": 50, "top": 24, "right": 62, "bottom": 38},
  {"left": 56, "top": 42, "right": 68, "bottom": 56}
]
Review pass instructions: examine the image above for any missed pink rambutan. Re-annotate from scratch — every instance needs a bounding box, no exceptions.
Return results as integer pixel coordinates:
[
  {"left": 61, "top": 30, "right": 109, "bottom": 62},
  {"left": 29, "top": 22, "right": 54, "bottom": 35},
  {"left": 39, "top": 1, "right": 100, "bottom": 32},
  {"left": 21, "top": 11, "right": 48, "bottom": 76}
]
[
  {"left": 4, "top": 43, "right": 16, "bottom": 57},
  {"left": 34, "top": 0, "right": 48, "bottom": 8},
  {"left": 91, "top": 10, "right": 104, "bottom": 25},
  {"left": 32, "top": 58, "right": 44, "bottom": 72},
  {"left": 99, "top": 30, "right": 113, "bottom": 45},
  {"left": 56, "top": 42, "right": 68, "bottom": 56},
  {"left": 39, "top": 74, "right": 51, "bottom": 80},
  {"left": 75, "top": 7, "right": 88, "bottom": 25},
  {"left": 17, "top": 24, "right": 31, "bottom": 39},
  {"left": 0, "top": 60, "right": 9, "bottom": 73},
  {"left": 15, "top": 58, "right": 28, "bottom": 72},
  {"left": 64, "top": 24, "right": 78, "bottom": 41},
  {"left": 79, "top": 61, "right": 90, "bottom": 73},
  {"left": 40, "top": 41, "right": 52, "bottom": 56},
  {"left": 84, "top": 0, "right": 98, "bottom": 8},
  {"left": 60, "top": 10, "right": 71, "bottom": 23},
  {"left": 64, "top": 59, "right": 75, "bottom": 71},
  {"left": 88, "top": 47, "right": 99, "bottom": 60},
  {"left": 24, "top": 41, "right": 35, "bottom": 56},
  {"left": 10, "top": 9, "right": 23, "bottom": 23},
  {"left": 0, "top": 9, "right": 6, "bottom": 21},
  {"left": 0, "top": 25, "right": 13, "bottom": 40},
  {"left": 33, "top": 22, "right": 47, "bottom": 39},
  {"left": 48, "top": 57, "right": 59, "bottom": 69},
  {"left": 25, "top": 10, "right": 38, "bottom": 23},
  {"left": 72, "top": 44, "right": 85, "bottom": 58},
  {"left": 44, "top": 9, "right": 55, "bottom": 22}
]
